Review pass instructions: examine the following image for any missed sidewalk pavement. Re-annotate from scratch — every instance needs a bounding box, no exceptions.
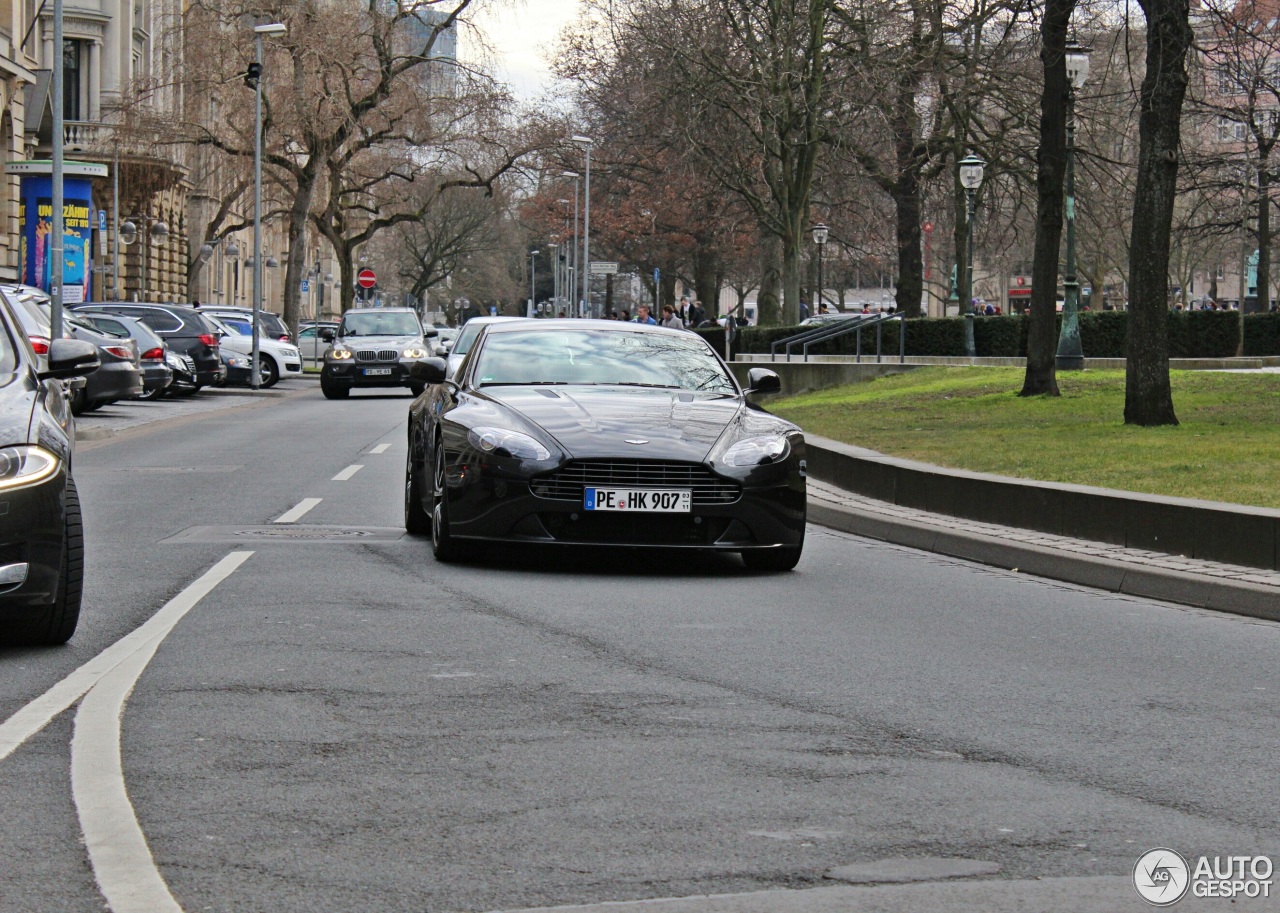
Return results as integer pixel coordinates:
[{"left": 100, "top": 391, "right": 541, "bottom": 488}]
[
  {"left": 808, "top": 480, "right": 1280, "bottom": 622},
  {"left": 75, "top": 381, "right": 308, "bottom": 443}
]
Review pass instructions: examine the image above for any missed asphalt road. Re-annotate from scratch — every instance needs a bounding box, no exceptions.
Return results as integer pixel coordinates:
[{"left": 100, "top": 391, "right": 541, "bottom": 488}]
[{"left": 1, "top": 383, "right": 1278, "bottom": 913}]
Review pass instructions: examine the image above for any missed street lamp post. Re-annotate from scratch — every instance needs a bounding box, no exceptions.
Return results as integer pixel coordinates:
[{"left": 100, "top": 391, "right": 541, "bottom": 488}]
[
  {"left": 529, "top": 249, "right": 539, "bottom": 317},
  {"left": 562, "top": 171, "right": 580, "bottom": 313},
  {"left": 199, "top": 238, "right": 240, "bottom": 303},
  {"left": 571, "top": 137, "right": 593, "bottom": 316},
  {"left": 958, "top": 153, "right": 986, "bottom": 358},
  {"left": 51, "top": 0, "right": 65, "bottom": 335},
  {"left": 1056, "top": 44, "right": 1091, "bottom": 371},
  {"left": 251, "top": 22, "right": 287, "bottom": 390},
  {"left": 120, "top": 217, "right": 169, "bottom": 300},
  {"left": 812, "top": 223, "right": 829, "bottom": 316}
]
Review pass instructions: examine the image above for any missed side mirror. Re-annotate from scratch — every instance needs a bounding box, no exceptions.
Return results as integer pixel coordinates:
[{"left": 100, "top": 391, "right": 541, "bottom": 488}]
[
  {"left": 39, "top": 338, "right": 100, "bottom": 380},
  {"left": 424, "top": 328, "right": 439, "bottom": 339},
  {"left": 433, "top": 345, "right": 448, "bottom": 357},
  {"left": 745, "top": 367, "right": 781, "bottom": 395},
  {"left": 319, "top": 328, "right": 336, "bottom": 342},
  {"left": 409, "top": 357, "right": 447, "bottom": 384}
]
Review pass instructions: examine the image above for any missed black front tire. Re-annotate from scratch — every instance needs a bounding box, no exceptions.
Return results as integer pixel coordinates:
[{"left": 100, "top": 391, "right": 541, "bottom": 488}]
[
  {"left": 321, "top": 374, "right": 350, "bottom": 399},
  {"left": 405, "top": 433, "right": 431, "bottom": 535},
  {"left": 431, "top": 442, "right": 460, "bottom": 562},
  {"left": 741, "top": 546, "right": 803, "bottom": 572},
  {"left": 21, "top": 476, "right": 85, "bottom": 645}
]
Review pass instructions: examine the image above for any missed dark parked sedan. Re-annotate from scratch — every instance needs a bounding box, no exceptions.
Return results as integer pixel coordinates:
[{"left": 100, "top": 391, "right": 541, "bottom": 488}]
[
  {"left": 61, "top": 317, "right": 143, "bottom": 413},
  {"left": 405, "top": 320, "right": 807, "bottom": 570},
  {"left": 72, "top": 303, "right": 222, "bottom": 389},
  {"left": 77, "top": 312, "right": 172, "bottom": 399},
  {"left": 0, "top": 293, "right": 99, "bottom": 644}
]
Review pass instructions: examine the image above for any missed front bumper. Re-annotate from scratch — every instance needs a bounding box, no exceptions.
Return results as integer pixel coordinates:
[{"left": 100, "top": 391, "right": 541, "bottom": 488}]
[
  {"left": 323, "top": 360, "right": 417, "bottom": 388},
  {"left": 0, "top": 465, "right": 67, "bottom": 613},
  {"left": 440, "top": 455, "right": 806, "bottom": 551}
]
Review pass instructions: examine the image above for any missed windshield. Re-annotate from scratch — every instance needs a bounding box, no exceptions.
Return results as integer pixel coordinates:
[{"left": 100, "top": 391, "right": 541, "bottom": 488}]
[
  {"left": 340, "top": 311, "right": 421, "bottom": 337},
  {"left": 472, "top": 329, "right": 736, "bottom": 394},
  {"left": 452, "top": 322, "right": 485, "bottom": 356}
]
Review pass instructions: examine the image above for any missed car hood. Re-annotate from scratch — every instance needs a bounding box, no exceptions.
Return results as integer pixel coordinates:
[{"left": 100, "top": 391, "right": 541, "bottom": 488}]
[
  {"left": 0, "top": 373, "right": 37, "bottom": 446},
  {"left": 480, "top": 386, "right": 750, "bottom": 462},
  {"left": 338, "top": 335, "right": 421, "bottom": 349}
]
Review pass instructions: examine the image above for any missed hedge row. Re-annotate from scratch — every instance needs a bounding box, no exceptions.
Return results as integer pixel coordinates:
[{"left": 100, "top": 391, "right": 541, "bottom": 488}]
[{"left": 735, "top": 311, "right": 1280, "bottom": 359}]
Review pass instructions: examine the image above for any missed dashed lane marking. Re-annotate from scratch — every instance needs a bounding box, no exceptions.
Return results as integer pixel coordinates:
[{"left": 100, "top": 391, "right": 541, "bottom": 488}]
[
  {"left": 332, "top": 464, "right": 364, "bottom": 481},
  {"left": 369, "top": 443, "right": 392, "bottom": 454},
  {"left": 273, "top": 498, "right": 322, "bottom": 523}
]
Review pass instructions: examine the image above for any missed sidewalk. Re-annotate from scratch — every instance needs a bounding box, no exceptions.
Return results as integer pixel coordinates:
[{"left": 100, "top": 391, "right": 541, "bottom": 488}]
[{"left": 808, "top": 480, "right": 1280, "bottom": 622}]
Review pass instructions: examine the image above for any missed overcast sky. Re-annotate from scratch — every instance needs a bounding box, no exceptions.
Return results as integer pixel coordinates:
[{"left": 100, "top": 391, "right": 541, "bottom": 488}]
[{"left": 467, "top": 0, "right": 583, "bottom": 100}]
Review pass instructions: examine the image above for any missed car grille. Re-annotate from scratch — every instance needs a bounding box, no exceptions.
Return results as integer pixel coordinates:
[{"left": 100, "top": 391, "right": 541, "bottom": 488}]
[
  {"left": 356, "top": 349, "right": 400, "bottom": 362},
  {"left": 531, "top": 460, "right": 740, "bottom": 505}
]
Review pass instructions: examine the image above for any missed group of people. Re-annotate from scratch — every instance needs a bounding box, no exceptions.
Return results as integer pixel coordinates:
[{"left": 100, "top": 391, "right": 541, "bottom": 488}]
[{"left": 604, "top": 297, "right": 722, "bottom": 330}]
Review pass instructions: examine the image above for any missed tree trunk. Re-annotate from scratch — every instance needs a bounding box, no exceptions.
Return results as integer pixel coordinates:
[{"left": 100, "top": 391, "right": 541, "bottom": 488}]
[
  {"left": 781, "top": 225, "right": 803, "bottom": 326},
  {"left": 692, "top": 241, "right": 718, "bottom": 311},
  {"left": 1125, "top": 0, "right": 1191, "bottom": 427},
  {"left": 1257, "top": 172, "right": 1270, "bottom": 311},
  {"left": 281, "top": 164, "right": 319, "bottom": 333},
  {"left": 893, "top": 100, "right": 924, "bottom": 318},
  {"left": 758, "top": 233, "right": 783, "bottom": 325},
  {"left": 1021, "top": 0, "right": 1075, "bottom": 397}
]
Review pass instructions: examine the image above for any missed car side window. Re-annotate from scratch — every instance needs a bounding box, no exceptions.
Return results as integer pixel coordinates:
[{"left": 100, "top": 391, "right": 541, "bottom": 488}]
[
  {"left": 131, "top": 309, "right": 182, "bottom": 333},
  {"left": 0, "top": 313, "right": 16, "bottom": 375}
]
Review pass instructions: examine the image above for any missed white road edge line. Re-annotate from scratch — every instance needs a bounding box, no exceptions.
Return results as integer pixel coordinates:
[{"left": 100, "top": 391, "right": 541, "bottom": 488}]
[
  {"left": 0, "top": 551, "right": 255, "bottom": 765},
  {"left": 273, "top": 498, "right": 322, "bottom": 524},
  {"left": 71, "top": 550, "right": 254, "bottom": 913},
  {"left": 332, "top": 464, "right": 364, "bottom": 481},
  {"left": 369, "top": 443, "right": 392, "bottom": 454}
]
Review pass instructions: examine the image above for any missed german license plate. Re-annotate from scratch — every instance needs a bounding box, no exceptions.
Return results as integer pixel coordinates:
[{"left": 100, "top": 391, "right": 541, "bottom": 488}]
[
  {"left": 363, "top": 367, "right": 393, "bottom": 376},
  {"left": 584, "top": 488, "right": 691, "bottom": 512},
  {"left": 181, "top": 356, "right": 196, "bottom": 372}
]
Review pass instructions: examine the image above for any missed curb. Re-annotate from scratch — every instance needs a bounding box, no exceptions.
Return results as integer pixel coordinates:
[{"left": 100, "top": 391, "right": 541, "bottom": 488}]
[{"left": 808, "top": 501, "right": 1280, "bottom": 623}]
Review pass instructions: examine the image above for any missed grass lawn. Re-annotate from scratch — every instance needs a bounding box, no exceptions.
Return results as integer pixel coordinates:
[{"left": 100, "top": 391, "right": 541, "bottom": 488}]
[{"left": 768, "top": 367, "right": 1280, "bottom": 508}]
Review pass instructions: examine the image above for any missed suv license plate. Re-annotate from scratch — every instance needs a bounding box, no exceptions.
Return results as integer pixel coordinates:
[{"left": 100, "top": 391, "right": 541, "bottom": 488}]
[
  {"left": 584, "top": 488, "right": 691, "bottom": 512},
  {"left": 364, "top": 367, "right": 393, "bottom": 376}
]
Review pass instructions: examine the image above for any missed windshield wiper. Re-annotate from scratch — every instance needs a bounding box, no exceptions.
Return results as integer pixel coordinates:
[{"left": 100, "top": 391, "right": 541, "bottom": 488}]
[
  {"left": 479, "top": 380, "right": 570, "bottom": 386},
  {"left": 600, "top": 382, "right": 683, "bottom": 389}
]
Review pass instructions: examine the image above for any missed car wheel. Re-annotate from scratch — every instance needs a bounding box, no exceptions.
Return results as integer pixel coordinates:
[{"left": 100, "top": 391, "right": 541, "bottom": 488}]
[
  {"left": 137, "top": 385, "right": 165, "bottom": 401},
  {"left": 257, "top": 355, "right": 279, "bottom": 388},
  {"left": 69, "top": 386, "right": 88, "bottom": 416},
  {"left": 321, "top": 375, "right": 350, "bottom": 399},
  {"left": 431, "top": 441, "right": 460, "bottom": 562},
  {"left": 409, "top": 381, "right": 426, "bottom": 397},
  {"left": 741, "top": 546, "right": 803, "bottom": 572},
  {"left": 23, "top": 476, "right": 85, "bottom": 645},
  {"left": 405, "top": 433, "right": 431, "bottom": 535}
]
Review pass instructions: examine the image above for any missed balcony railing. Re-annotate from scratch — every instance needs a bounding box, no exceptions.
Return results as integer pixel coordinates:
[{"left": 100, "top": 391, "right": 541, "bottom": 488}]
[{"left": 63, "top": 121, "right": 108, "bottom": 150}]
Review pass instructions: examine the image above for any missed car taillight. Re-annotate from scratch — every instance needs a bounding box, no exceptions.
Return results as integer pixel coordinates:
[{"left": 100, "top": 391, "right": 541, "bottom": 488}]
[
  {"left": 199, "top": 333, "right": 218, "bottom": 347},
  {"left": 103, "top": 345, "right": 133, "bottom": 359},
  {"left": 141, "top": 347, "right": 165, "bottom": 361},
  {"left": 30, "top": 335, "right": 50, "bottom": 355}
]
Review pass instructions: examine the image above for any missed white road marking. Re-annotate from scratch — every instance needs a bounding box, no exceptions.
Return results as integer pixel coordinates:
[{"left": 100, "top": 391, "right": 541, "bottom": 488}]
[
  {"left": 273, "top": 498, "right": 322, "bottom": 523},
  {"left": 332, "top": 464, "right": 364, "bottom": 481},
  {"left": 0, "top": 551, "right": 254, "bottom": 764},
  {"left": 369, "top": 443, "right": 392, "bottom": 454}
]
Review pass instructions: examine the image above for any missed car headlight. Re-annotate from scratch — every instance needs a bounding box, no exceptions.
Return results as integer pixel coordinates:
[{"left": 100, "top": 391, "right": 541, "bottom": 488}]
[
  {"left": 0, "top": 446, "right": 60, "bottom": 491},
  {"left": 403, "top": 347, "right": 428, "bottom": 359},
  {"left": 467, "top": 427, "right": 551, "bottom": 461},
  {"left": 720, "top": 435, "right": 790, "bottom": 467},
  {"left": 330, "top": 348, "right": 353, "bottom": 360},
  {"left": 226, "top": 354, "right": 250, "bottom": 367}
]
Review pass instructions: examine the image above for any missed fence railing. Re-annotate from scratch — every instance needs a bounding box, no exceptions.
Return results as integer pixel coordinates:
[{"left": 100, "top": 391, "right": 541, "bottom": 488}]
[{"left": 768, "top": 313, "right": 906, "bottom": 363}]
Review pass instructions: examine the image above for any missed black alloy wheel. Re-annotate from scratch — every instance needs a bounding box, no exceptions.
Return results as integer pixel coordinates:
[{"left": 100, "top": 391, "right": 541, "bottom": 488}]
[
  {"left": 431, "top": 441, "right": 459, "bottom": 562},
  {"left": 405, "top": 432, "right": 431, "bottom": 535},
  {"left": 257, "top": 355, "right": 279, "bottom": 388},
  {"left": 12, "top": 476, "right": 85, "bottom": 645},
  {"left": 741, "top": 526, "right": 804, "bottom": 573},
  {"left": 320, "top": 374, "right": 349, "bottom": 399}
]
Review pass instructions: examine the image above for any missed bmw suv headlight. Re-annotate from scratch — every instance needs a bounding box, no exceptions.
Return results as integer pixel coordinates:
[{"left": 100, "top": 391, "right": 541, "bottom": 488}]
[
  {"left": 720, "top": 435, "right": 790, "bottom": 467},
  {"left": 0, "top": 446, "right": 60, "bottom": 491},
  {"left": 403, "top": 346, "right": 428, "bottom": 359},
  {"left": 467, "top": 427, "right": 551, "bottom": 461},
  {"left": 329, "top": 348, "right": 353, "bottom": 360}
]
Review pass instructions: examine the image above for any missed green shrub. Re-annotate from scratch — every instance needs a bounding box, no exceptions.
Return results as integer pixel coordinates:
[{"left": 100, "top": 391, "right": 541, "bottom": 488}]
[{"left": 1244, "top": 313, "right": 1280, "bottom": 355}]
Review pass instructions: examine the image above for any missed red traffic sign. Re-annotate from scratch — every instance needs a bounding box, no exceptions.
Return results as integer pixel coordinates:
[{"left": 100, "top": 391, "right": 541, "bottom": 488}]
[{"left": 357, "top": 268, "right": 377, "bottom": 289}]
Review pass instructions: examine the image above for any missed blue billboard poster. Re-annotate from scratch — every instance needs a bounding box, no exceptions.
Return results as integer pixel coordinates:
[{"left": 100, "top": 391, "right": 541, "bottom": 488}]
[{"left": 8, "top": 162, "right": 108, "bottom": 304}]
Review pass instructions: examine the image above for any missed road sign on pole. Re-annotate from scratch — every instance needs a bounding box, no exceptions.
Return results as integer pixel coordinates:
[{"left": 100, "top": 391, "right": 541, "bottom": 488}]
[
  {"left": 357, "top": 268, "right": 377, "bottom": 289},
  {"left": 590, "top": 261, "right": 618, "bottom": 275}
]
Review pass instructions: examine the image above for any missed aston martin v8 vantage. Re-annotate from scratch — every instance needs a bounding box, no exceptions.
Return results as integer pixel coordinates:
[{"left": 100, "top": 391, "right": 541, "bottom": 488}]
[{"left": 404, "top": 320, "right": 806, "bottom": 570}]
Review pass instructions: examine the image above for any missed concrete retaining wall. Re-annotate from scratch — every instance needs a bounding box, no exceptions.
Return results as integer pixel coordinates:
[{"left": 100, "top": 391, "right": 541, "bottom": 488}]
[
  {"left": 804, "top": 435, "right": 1280, "bottom": 572},
  {"left": 727, "top": 361, "right": 919, "bottom": 397}
]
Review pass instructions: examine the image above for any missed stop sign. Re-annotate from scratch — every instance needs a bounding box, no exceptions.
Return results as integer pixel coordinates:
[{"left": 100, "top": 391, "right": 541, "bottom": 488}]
[{"left": 357, "top": 268, "right": 377, "bottom": 289}]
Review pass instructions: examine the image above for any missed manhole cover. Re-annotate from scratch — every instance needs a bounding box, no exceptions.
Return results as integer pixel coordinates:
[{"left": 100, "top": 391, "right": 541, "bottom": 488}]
[
  {"left": 234, "top": 527, "right": 375, "bottom": 540},
  {"left": 162, "top": 525, "right": 406, "bottom": 544}
]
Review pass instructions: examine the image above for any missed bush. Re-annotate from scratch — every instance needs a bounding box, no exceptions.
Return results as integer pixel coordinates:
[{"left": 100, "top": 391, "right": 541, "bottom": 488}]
[{"left": 1244, "top": 313, "right": 1280, "bottom": 355}]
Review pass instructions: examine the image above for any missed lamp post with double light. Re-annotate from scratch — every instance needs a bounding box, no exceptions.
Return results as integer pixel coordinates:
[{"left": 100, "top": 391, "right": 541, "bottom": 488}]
[
  {"left": 812, "top": 223, "right": 829, "bottom": 316},
  {"left": 958, "top": 154, "right": 986, "bottom": 358},
  {"left": 250, "top": 21, "right": 287, "bottom": 389},
  {"left": 198, "top": 238, "right": 241, "bottom": 303},
  {"left": 529, "top": 249, "right": 539, "bottom": 317},
  {"left": 120, "top": 217, "right": 169, "bottom": 300},
  {"left": 561, "top": 171, "right": 580, "bottom": 309},
  {"left": 571, "top": 137, "right": 592, "bottom": 315},
  {"left": 1056, "top": 44, "right": 1091, "bottom": 370}
]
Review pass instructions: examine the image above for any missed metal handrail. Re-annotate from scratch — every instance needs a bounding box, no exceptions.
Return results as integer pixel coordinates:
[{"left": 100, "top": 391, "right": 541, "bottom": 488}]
[{"left": 769, "top": 313, "right": 906, "bottom": 363}]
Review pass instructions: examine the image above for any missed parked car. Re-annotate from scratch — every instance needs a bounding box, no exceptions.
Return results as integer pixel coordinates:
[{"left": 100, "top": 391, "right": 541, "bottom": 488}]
[
  {"left": 318, "top": 307, "right": 436, "bottom": 399},
  {"left": 77, "top": 312, "right": 172, "bottom": 400},
  {"left": 1, "top": 289, "right": 139, "bottom": 414},
  {"left": 72, "top": 303, "right": 223, "bottom": 390},
  {"left": 444, "top": 316, "right": 524, "bottom": 380},
  {"left": 430, "top": 327, "right": 460, "bottom": 356},
  {"left": 0, "top": 291, "right": 99, "bottom": 644},
  {"left": 199, "top": 306, "right": 292, "bottom": 343},
  {"left": 405, "top": 320, "right": 806, "bottom": 570},
  {"left": 298, "top": 322, "right": 339, "bottom": 364},
  {"left": 218, "top": 349, "right": 258, "bottom": 387},
  {"left": 0, "top": 285, "right": 91, "bottom": 409},
  {"left": 202, "top": 313, "right": 301, "bottom": 387}
]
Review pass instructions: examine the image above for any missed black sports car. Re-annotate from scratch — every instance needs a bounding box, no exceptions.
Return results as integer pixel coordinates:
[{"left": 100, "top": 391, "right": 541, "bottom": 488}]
[{"left": 404, "top": 320, "right": 806, "bottom": 570}]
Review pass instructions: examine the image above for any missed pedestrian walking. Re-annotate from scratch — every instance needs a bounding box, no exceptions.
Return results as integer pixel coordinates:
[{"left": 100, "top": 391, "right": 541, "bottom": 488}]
[
  {"left": 635, "top": 306, "right": 657, "bottom": 325},
  {"left": 688, "top": 300, "right": 706, "bottom": 328},
  {"left": 659, "top": 305, "right": 684, "bottom": 329}
]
